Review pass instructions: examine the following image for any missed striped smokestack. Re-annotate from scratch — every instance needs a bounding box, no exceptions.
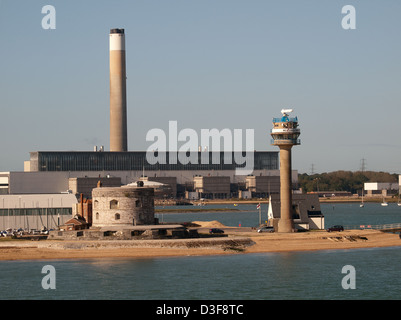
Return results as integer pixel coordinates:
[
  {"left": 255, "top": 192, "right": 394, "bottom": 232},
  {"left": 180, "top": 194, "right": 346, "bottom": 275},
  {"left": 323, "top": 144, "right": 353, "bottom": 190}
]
[{"left": 109, "top": 28, "right": 128, "bottom": 152}]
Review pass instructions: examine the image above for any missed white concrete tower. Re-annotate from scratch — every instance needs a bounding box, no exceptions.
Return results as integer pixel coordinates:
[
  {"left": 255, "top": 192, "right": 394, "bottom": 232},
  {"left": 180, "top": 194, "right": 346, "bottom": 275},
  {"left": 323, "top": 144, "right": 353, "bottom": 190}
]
[
  {"left": 271, "top": 109, "right": 301, "bottom": 233},
  {"left": 109, "top": 28, "right": 128, "bottom": 152}
]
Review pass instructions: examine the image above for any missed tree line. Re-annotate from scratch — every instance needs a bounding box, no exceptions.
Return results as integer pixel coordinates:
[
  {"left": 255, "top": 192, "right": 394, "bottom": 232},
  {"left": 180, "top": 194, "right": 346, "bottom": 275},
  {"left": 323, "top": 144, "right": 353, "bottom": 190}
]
[{"left": 298, "top": 171, "right": 398, "bottom": 194}]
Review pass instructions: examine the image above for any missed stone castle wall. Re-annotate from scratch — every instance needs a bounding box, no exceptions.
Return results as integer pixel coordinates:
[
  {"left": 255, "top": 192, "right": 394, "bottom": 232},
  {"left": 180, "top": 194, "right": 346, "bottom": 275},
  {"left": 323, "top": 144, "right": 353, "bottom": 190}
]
[{"left": 92, "top": 186, "right": 155, "bottom": 227}]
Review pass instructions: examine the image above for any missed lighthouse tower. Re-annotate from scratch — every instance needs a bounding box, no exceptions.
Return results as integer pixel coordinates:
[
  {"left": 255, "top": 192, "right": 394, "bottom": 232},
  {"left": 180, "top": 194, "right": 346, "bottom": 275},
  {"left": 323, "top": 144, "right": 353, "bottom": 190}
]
[{"left": 271, "top": 109, "right": 300, "bottom": 233}]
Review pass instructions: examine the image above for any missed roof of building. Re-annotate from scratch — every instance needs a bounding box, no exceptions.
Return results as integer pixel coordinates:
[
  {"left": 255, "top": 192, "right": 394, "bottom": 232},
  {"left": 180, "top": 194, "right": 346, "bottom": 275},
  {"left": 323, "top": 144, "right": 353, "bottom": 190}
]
[
  {"left": 126, "top": 181, "right": 172, "bottom": 191},
  {"left": 64, "top": 215, "right": 88, "bottom": 225}
]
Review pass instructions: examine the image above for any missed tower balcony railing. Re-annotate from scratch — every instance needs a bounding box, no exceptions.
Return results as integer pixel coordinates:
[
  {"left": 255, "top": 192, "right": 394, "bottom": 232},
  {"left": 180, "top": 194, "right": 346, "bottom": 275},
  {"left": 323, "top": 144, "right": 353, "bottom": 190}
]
[
  {"left": 270, "top": 138, "right": 301, "bottom": 145},
  {"left": 270, "top": 128, "right": 300, "bottom": 134},
  {"left": 273, "top": 116, "right": 298, "bottom": 123}
]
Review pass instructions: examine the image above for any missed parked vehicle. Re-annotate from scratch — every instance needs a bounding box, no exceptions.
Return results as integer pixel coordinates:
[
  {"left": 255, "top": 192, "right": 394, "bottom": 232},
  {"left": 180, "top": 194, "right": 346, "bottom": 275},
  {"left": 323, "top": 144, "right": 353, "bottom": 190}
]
[
  {"left": 326, "top": 225, "right": 344, "bottom": 232},
  {"left": 209, "top": 228, "right": 224, "bottom": 234},
  {"left": 257, "top": 226, "right": 274, "bottom": 233}
]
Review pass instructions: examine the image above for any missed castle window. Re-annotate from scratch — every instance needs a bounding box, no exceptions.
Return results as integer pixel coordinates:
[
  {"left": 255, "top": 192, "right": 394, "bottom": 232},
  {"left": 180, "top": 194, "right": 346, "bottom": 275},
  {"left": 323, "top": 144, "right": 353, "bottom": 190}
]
[
  {"left": 96, "top": 212, "right": 99, "bottom": 220},
  {"left": 115, "top": 213, "right": 120, "bottom": 220},
  {"left": 135, "top": 200, "right": 140, "bottom": 207},
  {"left": 110, "top": 199, "right": 119, "bottom": 209}
]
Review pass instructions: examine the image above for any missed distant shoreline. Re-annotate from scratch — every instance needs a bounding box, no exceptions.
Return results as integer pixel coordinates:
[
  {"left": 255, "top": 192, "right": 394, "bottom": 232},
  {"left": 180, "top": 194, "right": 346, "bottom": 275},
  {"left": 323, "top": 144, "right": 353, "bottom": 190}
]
[
  {"left": 164, "top": 197, "right": 399, "bottom": 206},
  {"left": 155, "top": 208, "right": 241, "bottom": 213}
]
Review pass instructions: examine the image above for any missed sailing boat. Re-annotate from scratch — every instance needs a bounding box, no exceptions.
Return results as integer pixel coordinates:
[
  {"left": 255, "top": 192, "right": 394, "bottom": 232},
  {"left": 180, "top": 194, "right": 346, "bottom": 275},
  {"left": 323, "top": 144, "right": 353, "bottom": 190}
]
[
  {"left": 381, "top": 195, "right": 388, "bottom": 207},
  {"left": 360, "top": 189, "right": 364, "bottom": 208},
  {"left": 267, "top": 195, "right": 273, "bottom": 226}
]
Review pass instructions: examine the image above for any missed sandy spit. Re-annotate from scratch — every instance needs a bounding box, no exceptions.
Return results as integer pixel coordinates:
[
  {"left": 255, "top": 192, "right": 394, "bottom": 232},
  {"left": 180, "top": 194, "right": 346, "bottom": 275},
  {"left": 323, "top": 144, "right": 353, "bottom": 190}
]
[{"left": 0, "top": 229, "right": 400, "bottom": 261}]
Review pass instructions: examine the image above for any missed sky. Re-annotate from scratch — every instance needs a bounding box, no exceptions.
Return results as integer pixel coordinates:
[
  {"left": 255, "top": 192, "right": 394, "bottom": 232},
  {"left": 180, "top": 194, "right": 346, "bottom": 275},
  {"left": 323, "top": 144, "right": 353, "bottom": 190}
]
[{"left": 0, "top": 0, "right": 401, "bottom": 174}]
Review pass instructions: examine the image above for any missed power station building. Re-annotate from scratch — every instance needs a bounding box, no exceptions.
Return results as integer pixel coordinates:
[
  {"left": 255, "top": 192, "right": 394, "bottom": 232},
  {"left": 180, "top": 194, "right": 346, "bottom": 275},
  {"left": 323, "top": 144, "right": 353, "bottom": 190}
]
[{"left": 11, "top": 150, "right": 287, "bottom": 198}]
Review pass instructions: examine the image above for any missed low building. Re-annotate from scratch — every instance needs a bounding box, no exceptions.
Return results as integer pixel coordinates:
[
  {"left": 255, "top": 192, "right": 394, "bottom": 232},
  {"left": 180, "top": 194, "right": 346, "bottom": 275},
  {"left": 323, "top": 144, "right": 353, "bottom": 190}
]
[
  {"left": 131, "top": 178, "right": 175, "bottom": 198},
  {"left": 239, "top": 190, "right": 252, "bottom": 199},
  {"left": 364, "top": 182, "right": 399, "bottom": 197},
  {"left": 245, "top": 175, "right": 280, "bottom": 198},
  {"left": 185, "top": 191, "right": 199, "bottom": 200},
  {"left": 61, "top": 214, "right": 89, "bottom": 231},
  {"left": 269, "top": 193, "right": 324, "bottom": 230},
  {"left": 69, "top": 176, "right": 122, "bottom": 199},
  {"left": 307, "top": 191, "right": 353, "bottom": 197},
  {"left": 1, "top": 171, "right": 72, "bottom": 194},
  {"left": 193, "top": 176, "right": 230, "bottom": 199},
  {"left": 139, "top": 176, "right": 177, "bottom": 198},
  {"left": 0, "top": 193, "right": 78, "bottom": 230}
]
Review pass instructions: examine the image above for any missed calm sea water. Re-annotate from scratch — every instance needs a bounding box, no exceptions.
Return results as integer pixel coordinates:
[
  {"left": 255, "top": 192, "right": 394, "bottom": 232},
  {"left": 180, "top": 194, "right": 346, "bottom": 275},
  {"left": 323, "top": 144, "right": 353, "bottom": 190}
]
[
  {"left": 1, "top": 202, "right": 401, "bottom": 300},
  {"left": 156, "top": 202, "right": 401, "bottom": 228}
]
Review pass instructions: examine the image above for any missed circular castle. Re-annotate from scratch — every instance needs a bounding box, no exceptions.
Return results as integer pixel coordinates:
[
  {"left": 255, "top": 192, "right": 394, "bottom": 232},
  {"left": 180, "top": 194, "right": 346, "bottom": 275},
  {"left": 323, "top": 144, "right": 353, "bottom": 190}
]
[{"left": 91, "top": 183, "right": 155, "bottom": 228}]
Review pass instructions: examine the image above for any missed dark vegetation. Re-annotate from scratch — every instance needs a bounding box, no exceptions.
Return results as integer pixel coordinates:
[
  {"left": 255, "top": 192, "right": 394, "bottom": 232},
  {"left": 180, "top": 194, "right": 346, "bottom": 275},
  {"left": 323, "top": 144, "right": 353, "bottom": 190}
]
[{"left": 298, "top": 171, "right": 398, "bottom": 194}]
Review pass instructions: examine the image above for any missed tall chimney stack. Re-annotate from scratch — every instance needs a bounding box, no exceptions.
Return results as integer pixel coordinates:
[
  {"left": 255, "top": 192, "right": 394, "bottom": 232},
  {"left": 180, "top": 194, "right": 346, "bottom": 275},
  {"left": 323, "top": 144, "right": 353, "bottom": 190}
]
[{"left": 109, "top": 28, "right": 128, "bottom": 152}]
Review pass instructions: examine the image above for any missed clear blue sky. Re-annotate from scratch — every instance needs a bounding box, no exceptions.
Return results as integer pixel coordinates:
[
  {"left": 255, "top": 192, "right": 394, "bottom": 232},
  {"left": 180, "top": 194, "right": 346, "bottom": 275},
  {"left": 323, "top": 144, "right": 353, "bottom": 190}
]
[{"left": 1, "top": 0, "right": 400, "bottom": 174}]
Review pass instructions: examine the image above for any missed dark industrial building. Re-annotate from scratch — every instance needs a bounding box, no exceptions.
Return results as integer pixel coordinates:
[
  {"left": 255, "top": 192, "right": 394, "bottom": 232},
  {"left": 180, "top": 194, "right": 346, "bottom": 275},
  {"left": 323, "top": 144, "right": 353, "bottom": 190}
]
[
  {"left": 2, "top": 149, "right": 298, "bottom": 200},
  {"left": 26, "top": 151, "right": 278, "bottom": 172}
]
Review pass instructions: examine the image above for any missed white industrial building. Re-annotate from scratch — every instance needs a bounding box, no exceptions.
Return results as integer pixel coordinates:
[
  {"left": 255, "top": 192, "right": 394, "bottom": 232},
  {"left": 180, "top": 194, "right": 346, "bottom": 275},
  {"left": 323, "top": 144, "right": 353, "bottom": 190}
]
[
  {"left": 364, "top": 182, "right": 399, "bottom": 196},
  {"left": 0, "top": 193, "right": 78, "bottom": 231}
]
